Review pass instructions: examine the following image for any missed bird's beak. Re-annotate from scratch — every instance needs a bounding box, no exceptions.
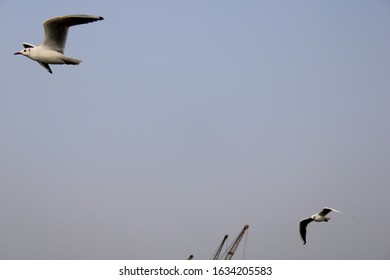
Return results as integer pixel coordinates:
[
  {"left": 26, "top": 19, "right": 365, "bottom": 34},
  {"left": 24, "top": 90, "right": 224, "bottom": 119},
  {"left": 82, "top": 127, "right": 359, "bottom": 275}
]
[{"left": 14, "top": 51, "right": 21, "bottom": 55}]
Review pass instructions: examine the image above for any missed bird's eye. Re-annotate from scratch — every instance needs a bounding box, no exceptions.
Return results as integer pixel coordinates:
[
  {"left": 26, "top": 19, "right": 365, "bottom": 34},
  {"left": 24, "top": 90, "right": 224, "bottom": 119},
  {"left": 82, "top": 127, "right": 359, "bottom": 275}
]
[{"left": 23, "top": 50, "right": 26, "bottom": 52}]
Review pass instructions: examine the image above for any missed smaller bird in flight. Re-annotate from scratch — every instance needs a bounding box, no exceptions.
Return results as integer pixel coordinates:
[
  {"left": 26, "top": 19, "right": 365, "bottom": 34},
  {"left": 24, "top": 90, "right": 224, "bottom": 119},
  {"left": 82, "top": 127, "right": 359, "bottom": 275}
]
[
  {"left": 299, "top": 207, "right": 345, "bottom": 245},
  {"left": 14, "top": 14, "right": 104, "bottom": 74}
]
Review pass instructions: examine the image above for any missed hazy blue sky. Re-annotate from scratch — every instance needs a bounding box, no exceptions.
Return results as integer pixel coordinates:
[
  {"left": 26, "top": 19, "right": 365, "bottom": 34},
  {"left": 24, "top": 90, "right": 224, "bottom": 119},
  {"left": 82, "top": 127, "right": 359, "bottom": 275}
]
[{"left": 1, "top": 0, "right": 390, "bottom": 259}]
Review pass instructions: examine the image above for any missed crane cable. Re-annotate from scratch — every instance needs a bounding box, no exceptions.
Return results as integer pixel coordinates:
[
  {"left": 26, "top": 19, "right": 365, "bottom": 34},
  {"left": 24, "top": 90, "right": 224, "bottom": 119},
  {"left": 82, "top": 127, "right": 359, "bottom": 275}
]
[{"left": 242, "top": 226, "right": 249, "bottom": 260}]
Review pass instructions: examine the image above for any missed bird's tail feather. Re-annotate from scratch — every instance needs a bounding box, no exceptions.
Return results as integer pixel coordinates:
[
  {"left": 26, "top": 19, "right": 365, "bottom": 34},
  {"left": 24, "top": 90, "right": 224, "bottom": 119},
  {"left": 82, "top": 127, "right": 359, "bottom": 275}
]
[{"left": 63, "top": 57, "right": 82, "bottom": 65}]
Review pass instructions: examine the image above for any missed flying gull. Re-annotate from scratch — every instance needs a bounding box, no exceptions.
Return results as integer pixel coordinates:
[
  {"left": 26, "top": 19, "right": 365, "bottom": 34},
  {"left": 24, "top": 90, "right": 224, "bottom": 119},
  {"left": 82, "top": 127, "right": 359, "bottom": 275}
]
[
  {"left": 14, "top": 14, "right": 104, "bottom": 74},
  {"left": 299, "top": 207, "right": 345, "bottom": 245}
]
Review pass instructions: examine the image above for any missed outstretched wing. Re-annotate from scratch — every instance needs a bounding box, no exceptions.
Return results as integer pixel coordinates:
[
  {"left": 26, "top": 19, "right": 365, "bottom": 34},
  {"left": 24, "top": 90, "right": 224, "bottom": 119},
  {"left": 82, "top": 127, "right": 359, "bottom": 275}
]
[
  {"left": 299, "top": 218, "right": 313, "bottom": 245},
  {"left": 23, "top": 43, "right": 36, "bottom": 49},
  {"left": 319, "top": 207, "right": 345, "bottom": 217},
  {"left": 41, "top": 14, "right": 104, "bottom": 53},
  {"left": 37, "top": 61, "right": 52, "bottom": 74}
]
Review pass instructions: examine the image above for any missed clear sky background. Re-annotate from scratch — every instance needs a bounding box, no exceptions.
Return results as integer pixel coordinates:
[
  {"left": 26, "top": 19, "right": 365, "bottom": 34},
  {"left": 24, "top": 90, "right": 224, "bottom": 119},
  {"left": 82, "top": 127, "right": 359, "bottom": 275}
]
[{"left": 1, "top": 0, "right": 389, "bottom": 260}]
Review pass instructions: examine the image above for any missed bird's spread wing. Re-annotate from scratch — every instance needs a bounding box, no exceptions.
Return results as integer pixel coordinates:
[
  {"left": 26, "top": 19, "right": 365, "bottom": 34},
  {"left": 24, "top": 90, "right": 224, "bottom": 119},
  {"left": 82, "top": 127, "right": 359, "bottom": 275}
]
[
  {"left": 37, "top": 61, "right": 52, "bottom": 74},
  {"left": 41, "top": 14, "right": 104, "bottom": 53},
  {"left": 319, "top": 207, "right": 344, "bottom": 216},
  {"left": 299, "top": 218, "right": 313, "bottom": 245},
  {"left": 23, "top": 43, "right": 36, "bottom": 49}
]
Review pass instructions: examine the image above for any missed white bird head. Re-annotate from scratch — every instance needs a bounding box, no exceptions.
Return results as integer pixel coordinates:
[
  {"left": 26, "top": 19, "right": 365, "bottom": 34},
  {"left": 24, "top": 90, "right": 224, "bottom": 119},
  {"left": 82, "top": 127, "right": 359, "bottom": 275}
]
[
  {"left": 14, "top": 48, "right": 32, "bottom": 57},
  {"left": 14, "top": 43, "right": 36, "bottom": 58}
]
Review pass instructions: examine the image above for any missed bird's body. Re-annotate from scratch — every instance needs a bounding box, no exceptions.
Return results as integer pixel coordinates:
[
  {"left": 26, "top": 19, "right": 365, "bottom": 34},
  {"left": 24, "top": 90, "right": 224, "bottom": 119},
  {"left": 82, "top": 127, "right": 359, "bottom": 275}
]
[
  {"left": 299, "top": 207, "right": 344, "bottom": 245},
  {"left": 14, "top": 14, "right": 103, "bottom": 74},
  {"left": 21, "top": 47, "right": 81, "bottom": 64}
]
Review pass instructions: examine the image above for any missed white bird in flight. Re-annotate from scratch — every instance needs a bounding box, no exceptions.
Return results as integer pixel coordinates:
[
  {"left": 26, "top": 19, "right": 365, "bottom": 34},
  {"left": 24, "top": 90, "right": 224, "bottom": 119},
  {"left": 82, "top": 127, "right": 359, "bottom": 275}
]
[
  {"left": 299, "top": 207, "right": 345, "bottom": 245},
  {"left": 14, "top": 14, "right": 104, "bottom": 74}
]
